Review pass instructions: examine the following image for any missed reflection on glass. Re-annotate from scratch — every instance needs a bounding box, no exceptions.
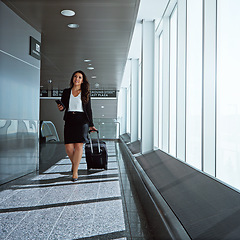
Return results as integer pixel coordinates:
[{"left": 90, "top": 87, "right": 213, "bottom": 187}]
[
  {"left": 93, "top": 118, "right": 120, "bottom": 139},
  {"left": 217, "top": 0, "right": 240, "bottom": 190},
  {"left": 0, "top": 119, "right": 38, "bottom": 184}
]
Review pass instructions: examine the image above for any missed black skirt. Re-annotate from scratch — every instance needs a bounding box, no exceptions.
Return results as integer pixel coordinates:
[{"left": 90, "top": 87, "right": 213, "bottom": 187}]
[{"left": 64, "top": 112, "right": 89, "bottom": 144}]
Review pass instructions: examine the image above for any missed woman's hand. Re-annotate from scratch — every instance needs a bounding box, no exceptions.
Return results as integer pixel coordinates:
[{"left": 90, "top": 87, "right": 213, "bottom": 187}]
[
  {"left": 89, "top": 126, "right": 98, "bottom": 132},
  {"left": 57, "top": 104, "right": 64, "bottom": 111}
]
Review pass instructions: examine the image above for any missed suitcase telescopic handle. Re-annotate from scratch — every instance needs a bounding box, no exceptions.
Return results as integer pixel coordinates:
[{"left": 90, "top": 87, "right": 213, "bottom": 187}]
[{"left": 88, "top": 130, "right": 101, "bottom": 154}]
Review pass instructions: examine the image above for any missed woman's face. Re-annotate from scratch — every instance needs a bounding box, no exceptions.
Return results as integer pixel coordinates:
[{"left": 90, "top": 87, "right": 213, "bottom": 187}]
[{"left": 73, "top": 72, "right": 83, "bottom": 87}]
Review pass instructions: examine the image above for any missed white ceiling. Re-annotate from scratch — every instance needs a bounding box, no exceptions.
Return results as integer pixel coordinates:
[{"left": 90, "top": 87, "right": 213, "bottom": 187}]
[
  {"left": 121, "top": 0, "right": 170, "bottom": 88},
  {"left": 128, "top": 0, "right": 170, "bottom": 59},
  {"left": 138, "top": 0, "right": 170, "bottom": 20}
]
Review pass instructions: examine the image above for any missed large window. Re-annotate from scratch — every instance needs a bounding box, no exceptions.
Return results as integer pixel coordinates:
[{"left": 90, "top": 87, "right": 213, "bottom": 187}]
[
  {"left": 186, "top": 0, "right": 203, "bottom": 169},
  {"left": 138, "top": 62, "right": 142, "bottom": 140},
  {"left": 217, "top": 0, "right": 240, "bottom": 190},
  {"left": 169, "top": 6, "right": 177, "bottom": 157},
  {"left": 158, "top": 33, "right": 163, "bottom": 149},
  {"left": 126, "top": 86, "right": 131, "bottom": 134},
  {"left": 151, "top": 0, "right": 240, "bottom": 191}
]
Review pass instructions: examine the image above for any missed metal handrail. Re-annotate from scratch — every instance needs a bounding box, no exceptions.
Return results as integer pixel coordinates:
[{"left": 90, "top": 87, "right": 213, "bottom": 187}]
[{"left": 41, "top": 121, "right": 60, "bottom": 142}]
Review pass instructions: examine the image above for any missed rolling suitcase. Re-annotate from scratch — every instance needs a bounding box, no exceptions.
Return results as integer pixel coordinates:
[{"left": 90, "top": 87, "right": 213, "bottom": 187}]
[{"left": 85, "top": 130, "right": 108, "bottom": 170}]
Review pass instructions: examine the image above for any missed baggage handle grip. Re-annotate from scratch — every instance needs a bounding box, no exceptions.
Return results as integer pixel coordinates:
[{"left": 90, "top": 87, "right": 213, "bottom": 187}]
[
  {"left": 89, "top": 129, "right": 99, "bottom": 133},
  {"left": 88, "top": 129, "right": 100, "bottom": 154}
]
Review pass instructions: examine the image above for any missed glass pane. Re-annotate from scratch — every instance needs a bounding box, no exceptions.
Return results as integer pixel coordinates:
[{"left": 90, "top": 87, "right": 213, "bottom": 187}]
[
  {"left": 154, "top": 40, "right": 159, "bottom": 148},
  {"left": 127, "top": 87, "right": 131, "bottom": 134},
  {"left": 158, "top": 33, "right": 163, "bottom": 149},
  {"left": 138, "top": 63, "right": 142, "bottom": 139},
  {"left": 176, "top": 0, "right": 187, "bottom": 161},
  {"left": 92, "top": 119, "right": 120, "bottom": 139},
  {"left": 186, "top": 0, "right": 203, "bottom": 169},
  {"left": 217, "top": 0, "right": 240, "bottom": 190},
  {"left": 169, "top": 6, "right": 177, "bottom": 157},
  {"left": 202, "top": 0, "right": 216, "bottom": 176}
]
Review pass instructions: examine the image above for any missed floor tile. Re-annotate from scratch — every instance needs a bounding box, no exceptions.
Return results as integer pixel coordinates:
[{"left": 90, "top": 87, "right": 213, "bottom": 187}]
[
  {"left": 48, "top": 204, "right": 95, "bottom": 239},
  {"left": 0, "top": 212, "right": 26, "bottom": 240},
  {"left": 0, "top": 189, "right": 17, "bottom": 204},
  {"left": 90, "top": 200, "right": 126, "bottom": 236},
  {"left": 0, "top": 187, "right": 50, "bottom": 210},
  {"left": 98, "top": 181, "right": 121, "bottom": 199},
  {"left": 6, "top": 206, "right": 65, "bottom": 240}
]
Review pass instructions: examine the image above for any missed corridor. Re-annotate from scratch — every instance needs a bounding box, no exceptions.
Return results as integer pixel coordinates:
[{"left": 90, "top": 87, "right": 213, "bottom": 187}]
[{"left": 0, "top": 142, "right": 151, "bottom": 240}]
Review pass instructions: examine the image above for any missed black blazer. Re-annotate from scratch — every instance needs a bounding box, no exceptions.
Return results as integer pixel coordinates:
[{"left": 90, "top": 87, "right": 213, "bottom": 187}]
[{"left": 61, "top": 88, "right": 94, "bottom": 127}]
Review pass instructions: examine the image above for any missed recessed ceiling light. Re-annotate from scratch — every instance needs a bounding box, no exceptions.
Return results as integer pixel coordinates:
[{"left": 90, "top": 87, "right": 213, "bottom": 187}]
[
  {"left": 92, "top": 76, "right": 97, "bottom": 79},
  {"left": 48, "top": 79, "right": 52, "bottom": 83},
  {"left": 87, "top": 67, "right": 94, "bottom": 70},
  {"left": 61, "top": 10, "right": 75, "bottom": 17},
  {"left": 95, "top": 83, "right": 99, "bottom": 88},
  {"left": 101, "top": 106, "right": 104, "bottom": 109},
  {"left": 102, "top": 114, "right": 105, "bottom": 117},
  {"left": 84, "top": 59, "right": 91, "bottom": 62},
  {"left": 68, "top": 23, "right": 79, "bottom": 29},
  {"left": 40, "top": 85, "right": 44, "bottom": 88},
  {"left": 88, "top": 63, "right": 92, "bottom": 66}
]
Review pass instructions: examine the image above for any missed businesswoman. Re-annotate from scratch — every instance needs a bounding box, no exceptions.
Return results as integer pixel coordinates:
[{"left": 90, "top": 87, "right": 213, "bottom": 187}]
[{"left": 57, "top": 70, "right": 97, "bottom": 181}]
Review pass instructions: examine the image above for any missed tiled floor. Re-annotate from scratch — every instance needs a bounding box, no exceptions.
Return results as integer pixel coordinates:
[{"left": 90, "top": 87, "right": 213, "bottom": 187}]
[{"left": 0, "top": 141, "right": 152, "bottom": 239}]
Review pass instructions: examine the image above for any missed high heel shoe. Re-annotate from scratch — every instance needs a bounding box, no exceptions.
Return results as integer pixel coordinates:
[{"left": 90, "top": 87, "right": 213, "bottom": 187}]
[{"left": 71, "top": 177, "right": 78, "bottom": 182}]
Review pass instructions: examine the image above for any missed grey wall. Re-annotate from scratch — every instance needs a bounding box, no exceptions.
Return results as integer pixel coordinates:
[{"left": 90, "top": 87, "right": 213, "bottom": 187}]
[{"left": 0, "top": 1, "right": 41, "bottom": 184}]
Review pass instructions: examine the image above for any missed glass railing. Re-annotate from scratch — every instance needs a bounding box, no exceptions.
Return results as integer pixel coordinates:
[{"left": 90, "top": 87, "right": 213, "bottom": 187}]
[
  {"left": 92, "top": 118, "right": 120, "bottom": 140},
  {"left": 0, "top": 119, "right": 39, "bottom": 184}
]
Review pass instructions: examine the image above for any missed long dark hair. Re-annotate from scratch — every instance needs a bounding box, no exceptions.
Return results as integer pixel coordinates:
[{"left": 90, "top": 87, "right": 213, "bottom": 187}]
[{"left": 70, "top": 70, "right": 90, "bottom": 104}]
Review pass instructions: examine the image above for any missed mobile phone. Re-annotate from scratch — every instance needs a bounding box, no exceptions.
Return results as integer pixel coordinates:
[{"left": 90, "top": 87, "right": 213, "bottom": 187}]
[{"left": 55, "top": 100, "right": 65, "bottom": 110}]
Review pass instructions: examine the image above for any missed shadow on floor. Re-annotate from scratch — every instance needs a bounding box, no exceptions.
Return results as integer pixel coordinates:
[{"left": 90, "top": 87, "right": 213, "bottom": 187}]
[{"left": 39, "top": 142, "right": 68, "bottom": 174}]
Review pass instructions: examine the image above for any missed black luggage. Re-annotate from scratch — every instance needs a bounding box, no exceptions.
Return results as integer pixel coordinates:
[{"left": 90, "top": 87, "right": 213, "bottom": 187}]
[{"left": 85, "top": 130, "right": 108, "bottom": 170}]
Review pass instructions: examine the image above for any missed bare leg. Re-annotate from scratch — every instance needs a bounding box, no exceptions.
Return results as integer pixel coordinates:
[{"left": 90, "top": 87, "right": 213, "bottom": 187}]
[
  {"left": 72, "top": 143, "right": 84, "bottom": 179},
  {"left": 65, "top": 143, "right": 75, "bottom": 167}
]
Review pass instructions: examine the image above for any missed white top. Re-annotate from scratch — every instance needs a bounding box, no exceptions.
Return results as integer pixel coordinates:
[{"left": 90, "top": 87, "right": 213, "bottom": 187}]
[{"left": 68, "top": 91, "right": 84, "bottom": 112}]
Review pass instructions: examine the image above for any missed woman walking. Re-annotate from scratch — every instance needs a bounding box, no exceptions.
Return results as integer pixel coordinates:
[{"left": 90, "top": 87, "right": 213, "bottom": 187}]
[{"left": 57, "top": 70, "right": 97, "bottom": 181}]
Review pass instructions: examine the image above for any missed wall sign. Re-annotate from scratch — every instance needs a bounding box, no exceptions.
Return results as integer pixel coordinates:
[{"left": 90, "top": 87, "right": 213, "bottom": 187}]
[
  {"left": 91, "top": 90, "right": 116, "bottom": 98},
  {"left": 29, "top": 36, "right": 41, "bottom": 60},
  {"left": 58, "top": 90, "right": 64, "bottom": 97},
  {"left": 51, "top": 90, "right": 59, "bottom": 97},
  {"left": 40, "top": 89, "right": 64, "bottom": 98},
  {"left": 41, "top": 90, "right": 116, "bottom": 98},
  {"left": 51, "top": 90, "right": 64, "bottom": 97},
  {"left": 40, "top": 89, "right": 48, "bottom": 97}
]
